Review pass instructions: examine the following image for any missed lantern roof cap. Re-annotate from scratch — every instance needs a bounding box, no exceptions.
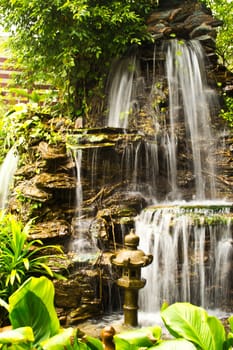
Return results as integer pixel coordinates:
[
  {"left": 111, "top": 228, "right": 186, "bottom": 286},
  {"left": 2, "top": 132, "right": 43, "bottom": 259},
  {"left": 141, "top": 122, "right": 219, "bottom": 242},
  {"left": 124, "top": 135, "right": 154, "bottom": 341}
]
[
  {"left": 124, "top": 229, "right": 140, "bottom": 249},
  {"left": 111, "top": 229, "right": 153, "bottom": 267}
]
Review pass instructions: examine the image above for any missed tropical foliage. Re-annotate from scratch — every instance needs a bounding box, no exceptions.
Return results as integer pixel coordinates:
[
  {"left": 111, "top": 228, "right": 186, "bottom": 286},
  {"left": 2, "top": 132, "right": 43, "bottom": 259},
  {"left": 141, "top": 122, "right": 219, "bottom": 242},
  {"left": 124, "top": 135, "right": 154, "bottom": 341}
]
[
  {"left": 114, "top": 302, "right": 233, "bottom": 349},
  {"left": 0, "top": 276, "right": 232, "bottom": 349},
  {"left": 0, "top": 214, "right": 63, "bottom": 302},
  {"left": 0, "top": 276, "right": 104, "bottom": 349},
  {"left": 220, "top": 94, "right": 233, "bottom": 128}
]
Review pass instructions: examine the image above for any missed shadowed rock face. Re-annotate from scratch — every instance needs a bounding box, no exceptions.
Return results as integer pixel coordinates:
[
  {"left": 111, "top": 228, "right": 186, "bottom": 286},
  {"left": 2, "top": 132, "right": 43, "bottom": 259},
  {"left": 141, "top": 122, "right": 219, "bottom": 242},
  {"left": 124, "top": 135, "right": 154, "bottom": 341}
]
[{"left": 146, "top": 0, "right": 222, "bottom": 57}]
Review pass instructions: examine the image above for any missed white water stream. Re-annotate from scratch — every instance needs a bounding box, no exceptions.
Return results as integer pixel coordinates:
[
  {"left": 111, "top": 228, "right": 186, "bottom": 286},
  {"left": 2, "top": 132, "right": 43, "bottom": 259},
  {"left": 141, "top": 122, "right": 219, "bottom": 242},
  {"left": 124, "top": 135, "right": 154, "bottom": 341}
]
[
  {"left": 136, "top": 203, "right": 232, "bottom": 313},
  {"left": 128, "top": 40, "right": 231, "bottom": 314},
  {"left": 165, "top": 40, "right": 217, "bottom": 200},
  {"left": 70, "top": 148, "right": 99, "bottom": 261},
  {"left": 107, "top": 56, "right": 140, "bottom": 129},
  {"left": 0, "top": 147, "right": 18, "bottom": 210}
]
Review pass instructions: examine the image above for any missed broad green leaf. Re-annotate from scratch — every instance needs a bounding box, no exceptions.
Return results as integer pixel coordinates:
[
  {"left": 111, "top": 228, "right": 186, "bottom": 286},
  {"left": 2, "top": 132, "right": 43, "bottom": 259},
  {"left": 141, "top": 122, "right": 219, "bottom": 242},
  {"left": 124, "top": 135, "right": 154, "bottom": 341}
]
[
  {"left": 85, "top": 335, "right": 104, "bottom": 350},
  {"left": 149, "top": 338, "right": 197, "bottom": 349},
  {"left": 224, "top": 333, "right": 233, "bottom": 350},
  {"left": 0, "top": 327, "right": 34, "bottom": 344},
  {"left": 229, "top": 316, "right": 233, "bottom": 332},
  {"left": 114, "top": 337, "right": 137, "bottom": 350},
  {"left": 40, "top": 327, "right": 76, "bottom": 350},
  {"left": 207, "top": 315, "right": 226, "bottom": 349},
  {"left": 161, "top": 302, "right": 225, "bottom": 350},
  {"left": 114, "top": 325, "right": 161, "bottom": 347},
  {"left": 8, "top": 276, "right": 60, "bottom": 345}
]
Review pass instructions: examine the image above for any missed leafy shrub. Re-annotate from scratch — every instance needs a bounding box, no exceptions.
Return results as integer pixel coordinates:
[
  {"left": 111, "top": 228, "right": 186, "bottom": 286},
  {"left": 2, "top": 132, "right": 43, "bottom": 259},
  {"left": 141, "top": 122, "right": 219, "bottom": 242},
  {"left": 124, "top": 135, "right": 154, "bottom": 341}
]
[
  {"left": 220, "top": 95, "right": 233, "bottom": 128},
  {"left": 0, "top": 214, "right": 63, "bottom": 302}
]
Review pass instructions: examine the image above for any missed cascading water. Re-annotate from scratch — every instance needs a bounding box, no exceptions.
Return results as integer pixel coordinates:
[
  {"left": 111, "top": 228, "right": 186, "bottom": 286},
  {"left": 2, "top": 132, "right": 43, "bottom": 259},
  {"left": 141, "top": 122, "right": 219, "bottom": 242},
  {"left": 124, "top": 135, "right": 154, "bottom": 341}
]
[
  {"left": 107, "top": 56, "right": 140, "bottom": 129},
  {"left": 0, "top": 147, "right": 19, "bottom": 210},
  {"left": 74, "top": 149, "right": 83, "bottom": 217},
  {"left": 133, "top": 40, "right": 233, "bottom": 315},
  {"left": 136, "top": 204, "right": 233, "bottom": 312},
  {"left": 70, "top": 38, "right": 232, "bottom": 317},
  {"left": 165, "top": 40, "right": 217, "bottom": 200},
  {"left": 120, "top": 140, "right": 159, "bottom": 199},
  {"left": 106, "top": 40, "right": 218, "bottom": 202},
  {"left": 69, "top": 147, "right": 99, "bottom": 261}
]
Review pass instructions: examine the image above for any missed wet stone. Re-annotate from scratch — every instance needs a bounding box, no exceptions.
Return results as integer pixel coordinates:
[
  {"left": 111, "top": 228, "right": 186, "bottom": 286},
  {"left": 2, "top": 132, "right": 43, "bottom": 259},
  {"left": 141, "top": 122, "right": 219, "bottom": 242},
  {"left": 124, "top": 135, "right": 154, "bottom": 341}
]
[
  {"left": 15, "top": 180, "right": 53, "bottom": 202},
  {"left": 38, "top": 141, "right": 67, "bottom": 160},
  {"left": 29, "top": 219, "right": 71, "bottom": 241},
  {"left": 35, "top": 172, "right": 76, "bottom": 190}
]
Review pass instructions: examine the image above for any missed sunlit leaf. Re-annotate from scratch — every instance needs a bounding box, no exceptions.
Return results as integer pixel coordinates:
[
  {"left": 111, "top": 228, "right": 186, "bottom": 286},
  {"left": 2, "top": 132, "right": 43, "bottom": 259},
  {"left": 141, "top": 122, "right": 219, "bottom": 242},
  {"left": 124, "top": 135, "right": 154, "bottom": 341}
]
[
  {"left": 0, "top": 327, "right": 34, "bottom": 344},
  {"left": 161, "top": 302, "right": 226, "bottom": 350},
  {"left": 23, "top": 258, "right": 29, "bottom": 270},
  {"left": 8, "top": 276, "right": 60, "bottom": 345},
  {"left": 150, "top": 338, "right": 196, "bottom": 349}
]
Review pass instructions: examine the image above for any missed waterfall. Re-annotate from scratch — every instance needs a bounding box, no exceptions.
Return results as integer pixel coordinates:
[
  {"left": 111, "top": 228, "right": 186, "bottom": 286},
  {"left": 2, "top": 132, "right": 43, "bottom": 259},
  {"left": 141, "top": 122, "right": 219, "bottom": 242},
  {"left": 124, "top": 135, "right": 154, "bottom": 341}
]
[
  {"left": 69, "top": 148, "right": 99, "bottom": 261},
  {"left": 133, "top": 40, "right": 232, "bottom": 315},
  {"left": 0, "top": 147, "right": 18, "bottom": 210},
  {"left": 106, "top": 40, "right": 218, "bottom": 201},
  {"left": 74, "top": 149, "right": 83, "bottom": 217},
  {"left": 107, "top": 56, "right": 140, "bottom": 128},
  {"left": 165, "top": 40, "right": 217, "bottom": 200},
  {"left": 215, "top": 221, "right": 233, "bottom": 307},
  {"left": 69, "top": 37, "right": 232, "bottom": 314},
  {"left": 136, "top": 204, "right": 232, "bottom": 312},
  {"left": 120, "top": 141, "right": 159, "bottom": 199}
]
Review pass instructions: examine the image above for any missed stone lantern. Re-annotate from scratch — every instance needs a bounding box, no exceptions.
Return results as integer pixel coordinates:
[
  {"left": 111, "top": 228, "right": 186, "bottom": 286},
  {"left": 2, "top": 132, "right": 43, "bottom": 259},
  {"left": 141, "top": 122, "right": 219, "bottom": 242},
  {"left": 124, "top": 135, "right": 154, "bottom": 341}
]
[{"left": 111, "top": 229, "right": 153, "bottom": 327}]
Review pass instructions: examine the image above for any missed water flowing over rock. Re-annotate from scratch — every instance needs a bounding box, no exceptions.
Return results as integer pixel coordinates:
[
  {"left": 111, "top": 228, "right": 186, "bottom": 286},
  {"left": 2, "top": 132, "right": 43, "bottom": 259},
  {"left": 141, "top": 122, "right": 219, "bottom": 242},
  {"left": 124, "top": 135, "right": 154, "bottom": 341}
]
[
  {"left": 136, "top": 204, "right": 233, "bottom": 312},
  {"left": 2, "top": 0, "right": 233, "bottom": 326}
]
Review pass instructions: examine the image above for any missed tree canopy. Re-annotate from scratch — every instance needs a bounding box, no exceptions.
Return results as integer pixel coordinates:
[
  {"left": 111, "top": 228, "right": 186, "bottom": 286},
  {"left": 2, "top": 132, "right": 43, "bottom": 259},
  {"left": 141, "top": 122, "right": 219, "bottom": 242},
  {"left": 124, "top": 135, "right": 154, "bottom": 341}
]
[
  {"left": 0, "top": 0, "right": 232, "bottom": 122},
  {"left": 0, "top": 0, "right": 158, "bottom": 118}
]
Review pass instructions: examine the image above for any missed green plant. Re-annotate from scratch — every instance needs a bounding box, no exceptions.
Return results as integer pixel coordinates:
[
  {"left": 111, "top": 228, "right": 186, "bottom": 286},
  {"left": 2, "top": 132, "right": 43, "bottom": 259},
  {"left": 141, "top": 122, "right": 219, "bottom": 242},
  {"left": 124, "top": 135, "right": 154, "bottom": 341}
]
[
  {"left": 158, "top": 302, "right": 233, "bottom": 350},
  {"left": 0, "top": 103, "right": 68, "bottom": 165},
  {"left": 0, "top": 214, "right": 63, "bottom": 302},
  {"left": 0, "top": 280, "right": 233, "bottom": 350},
  {"left": 5, "top": 104, "right": 61, "bottom": 147},
  {"left": 200, "top": 0, "right": 233, "bottom": 71},
  {"left": 0, "top": 276, "right": 104, "bottom": 349},
  {"left": 113, "top": 303, "right": 233, "bottom": 349},
  {"left": 114, "top": 326, "right": 162, "bottom": 349},
  {"left": 0, "top": 0, "right": 158, "bottom": 118},
  {"left": 220, "top": 95, "right": 233, "bottom": 128}
]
